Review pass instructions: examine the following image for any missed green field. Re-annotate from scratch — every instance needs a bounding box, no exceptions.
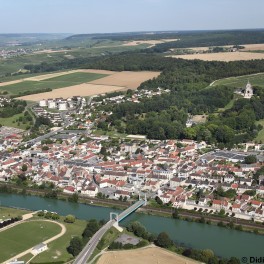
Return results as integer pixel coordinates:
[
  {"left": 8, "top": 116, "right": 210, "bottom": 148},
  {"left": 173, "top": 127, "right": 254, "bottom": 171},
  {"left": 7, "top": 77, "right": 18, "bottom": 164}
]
[
  {"left": 30, "top": 219, "right": 87, "bottom": 263},
  {"left": 212, "top": 72, "right": 264, "bottom": 89},
  {"left": 0, "top": 221, "right": 61, "bottom": 262},
  {"left": 0, "top": 72, "right": 108, "bottom": 95},
  {"left": 0, "top": 206, "right": 30, "bottom": 220},
  {"left": 0, "top": 112, "right": 30, "bottom": 130}
]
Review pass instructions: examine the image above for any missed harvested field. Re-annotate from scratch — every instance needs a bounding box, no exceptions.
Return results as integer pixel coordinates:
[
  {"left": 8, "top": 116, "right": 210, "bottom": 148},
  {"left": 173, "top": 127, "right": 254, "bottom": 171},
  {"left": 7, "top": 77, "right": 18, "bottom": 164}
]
[
  {"left": 3, "top": 69, "right": 160, "bottom": 100},
  {"left": 168, "top": 51, "right": 264, "bottom": 61},
  {"left": 90, "top": 71, "right": 160, "bottom": 89},
  {"left": 241, "top": 44, "right": 264, "bottom": 51},
  {"left": 97, "top": 247, "right": 198, "bottom": 264},
  {"left": 123, "top": 39, "right": 179, "bottom": 47},
  {"left": 33, "top": 49, "right": 70, "bottom": 54},
  {"left": 17, "top": 83, "right": 127, "bottom": 101}
]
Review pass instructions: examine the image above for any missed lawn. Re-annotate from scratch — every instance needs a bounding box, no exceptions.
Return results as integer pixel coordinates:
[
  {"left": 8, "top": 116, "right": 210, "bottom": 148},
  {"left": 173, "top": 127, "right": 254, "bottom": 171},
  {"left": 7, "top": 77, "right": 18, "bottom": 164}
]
[
  {"left": 0, "top": 112, "right": 30, "bottom": 130},
  {"left": 0, "top": 221, "right": 61, "bottom": 263},
  {"left": 0, "top": 206, "right": 30, "bottom": 220},
  {"left": 0, "top": 72, "right": 108, "bottom": 95},
  {"left": 212, "top": 72, "right": 264, "bottom": 89},
  {"left": 31, "top": 219, "right": 87, "bottom": 263}
]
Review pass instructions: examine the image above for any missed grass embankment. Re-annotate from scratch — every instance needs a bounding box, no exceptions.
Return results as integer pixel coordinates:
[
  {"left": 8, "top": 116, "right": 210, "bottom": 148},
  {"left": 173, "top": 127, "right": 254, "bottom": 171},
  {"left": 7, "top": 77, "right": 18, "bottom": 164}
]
[
  {"left": 0, "top": 221, "right": 61, "bottom": 263},
  {"left": 212, "top": 72, "right": 264, "bottom": 89},
  {"left": 0, "top": 206, "right": 29, "bottom": 219},
  {"left": 0, "top": 72, "right": 108, "bottom": 95}
]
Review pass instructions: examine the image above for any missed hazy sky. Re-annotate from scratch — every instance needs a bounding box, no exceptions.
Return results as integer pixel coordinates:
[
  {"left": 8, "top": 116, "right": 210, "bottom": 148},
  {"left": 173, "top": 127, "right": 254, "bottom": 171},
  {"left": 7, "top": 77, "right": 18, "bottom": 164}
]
[{"left": 0, "top": 0, "right": 263, "bottom": 33}]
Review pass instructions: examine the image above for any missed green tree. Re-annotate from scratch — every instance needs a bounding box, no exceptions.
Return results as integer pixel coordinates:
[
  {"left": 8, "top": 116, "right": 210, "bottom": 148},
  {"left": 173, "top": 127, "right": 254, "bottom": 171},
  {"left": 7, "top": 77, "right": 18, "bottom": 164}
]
[
  {"left": 155, "top": 232, "right": 173, "bottom": 248},
  {"left": 155, "top": 196, "right": 163, "bottom": 205},
  {"left": 172, "top": 209, "right": 180, "bottom": 219},
  {"left": 68, "top": 193, "right": 79, "bottom": 203},
  {"left": 21, "top": 164, "right": 28, "bottom": 172},
  {"left": 64, "top": 214, "right": 76, "bottom": 223},
  {"left": 244, "top": 155, "right": 257, "bottom": 164},
  {"left": 67, "top": 237, "right": 83, "bottom": 256}
]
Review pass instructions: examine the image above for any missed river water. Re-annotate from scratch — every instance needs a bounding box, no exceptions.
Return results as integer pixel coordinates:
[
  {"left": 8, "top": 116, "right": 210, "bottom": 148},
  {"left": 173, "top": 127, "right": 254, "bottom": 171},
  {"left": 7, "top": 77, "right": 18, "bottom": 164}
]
[{"left": 0, "top": 193, "right": 263, "bottom": 259}]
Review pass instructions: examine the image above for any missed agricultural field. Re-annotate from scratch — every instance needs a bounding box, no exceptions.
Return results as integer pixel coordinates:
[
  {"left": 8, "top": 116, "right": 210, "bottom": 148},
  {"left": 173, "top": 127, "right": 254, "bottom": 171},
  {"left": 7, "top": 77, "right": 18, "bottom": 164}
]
[
  {"left": 0, "top": 221, "right": 62, "bottom": 263},
  {"left": 16, "top": 70, "right": 160, "bottom": 101},
  {"left": 97, "top": 247, "right": 198, "bottom": 264},
  {"left": 211, "top": 72, "right": 264, "bottom": 89},
  {"left": 90, "top": 71, "right": 160, "bottom": 89},
  {"left": 121, "top": 38, "right": 179, "bottom": 48},
  {"left": 0, "top": 72, "right": 109, "bottom": 95},
  {"left": 167, "top": 51, "right": 264, "bottom": 61}
]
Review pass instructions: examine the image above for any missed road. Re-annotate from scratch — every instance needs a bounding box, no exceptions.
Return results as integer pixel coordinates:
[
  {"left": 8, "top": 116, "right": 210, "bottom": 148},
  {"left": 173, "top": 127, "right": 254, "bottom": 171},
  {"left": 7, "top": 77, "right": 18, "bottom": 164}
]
[
  {"left": 73, "top": 220, "right": 114, "bottom": 264},
  {"left": 22, "top": 128, "right": 64, "bottom": 146}
]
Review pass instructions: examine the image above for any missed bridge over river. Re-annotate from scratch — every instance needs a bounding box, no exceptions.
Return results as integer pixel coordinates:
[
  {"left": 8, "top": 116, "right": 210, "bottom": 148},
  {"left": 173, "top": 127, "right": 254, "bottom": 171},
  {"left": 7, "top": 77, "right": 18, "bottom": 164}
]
[{"left": 73, "top": 198, "right": 146, "bottom": 264}]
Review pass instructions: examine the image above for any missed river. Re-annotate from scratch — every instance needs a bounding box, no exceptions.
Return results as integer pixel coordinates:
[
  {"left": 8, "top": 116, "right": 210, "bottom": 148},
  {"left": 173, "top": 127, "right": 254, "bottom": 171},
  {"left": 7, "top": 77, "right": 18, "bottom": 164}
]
[{"left": 0, "top": 193, "right": 263, "bottom": 259}]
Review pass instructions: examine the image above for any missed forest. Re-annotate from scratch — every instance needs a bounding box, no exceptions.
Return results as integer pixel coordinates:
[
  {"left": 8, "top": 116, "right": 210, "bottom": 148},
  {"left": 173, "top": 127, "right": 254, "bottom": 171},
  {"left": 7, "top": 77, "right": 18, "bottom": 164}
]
[{"left": 88, "top": 55, "right": 264, "bottom": 146}]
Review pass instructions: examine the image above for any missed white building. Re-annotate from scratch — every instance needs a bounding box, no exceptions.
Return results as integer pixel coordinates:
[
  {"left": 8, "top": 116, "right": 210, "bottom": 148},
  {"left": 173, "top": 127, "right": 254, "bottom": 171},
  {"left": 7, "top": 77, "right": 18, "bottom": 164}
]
[
  {"left": 244, "top": 81, "right": 253, "bottom": 99},
  {"left": 39, "top": 100, "right": 47, "bottom": 107},
  {"left": 32, "top": 243, "right": 48, "bottom": 255},
  {"left": 58, "top": 102, "right": 67, "bottom": 111},
  {"left": 48, "top": 101, "right": 56, "bottom": 109}
]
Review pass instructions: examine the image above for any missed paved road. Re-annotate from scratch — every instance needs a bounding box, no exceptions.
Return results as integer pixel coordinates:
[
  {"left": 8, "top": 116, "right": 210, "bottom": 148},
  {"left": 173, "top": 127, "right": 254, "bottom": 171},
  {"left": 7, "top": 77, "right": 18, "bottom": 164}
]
[
  {"left": 21, "top": 128, "right": 64, "bottom": 147},
  {"left": 73, "top": 220, "right": 114, "bottom": 264},
  {"left": 74, "top": 201, "right": 145, "bottom": 264}
]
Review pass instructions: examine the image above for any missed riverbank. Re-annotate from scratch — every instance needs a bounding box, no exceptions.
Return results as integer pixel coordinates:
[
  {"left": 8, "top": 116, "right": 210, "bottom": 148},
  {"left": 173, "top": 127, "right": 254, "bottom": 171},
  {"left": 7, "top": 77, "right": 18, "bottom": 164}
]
[
  {"left": 0, "top": 192, "right": 263, "bottom": 259},
  {"left": 1, "top": 182, "right": 264, "bottom": 235}
]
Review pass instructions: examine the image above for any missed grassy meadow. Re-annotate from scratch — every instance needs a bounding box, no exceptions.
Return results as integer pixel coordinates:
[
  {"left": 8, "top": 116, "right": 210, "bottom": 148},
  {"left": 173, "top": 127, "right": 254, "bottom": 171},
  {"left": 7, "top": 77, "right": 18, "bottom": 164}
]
[{"left": 212, "top": 72, "right": 264, "bottom": 89}]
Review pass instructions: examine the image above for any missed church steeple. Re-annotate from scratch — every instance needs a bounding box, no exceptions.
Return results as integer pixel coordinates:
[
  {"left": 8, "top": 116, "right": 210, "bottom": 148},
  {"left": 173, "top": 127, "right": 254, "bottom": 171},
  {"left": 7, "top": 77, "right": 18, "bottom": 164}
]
[{"left": 244, "top": 81, "right": 253, "bottom": 99}]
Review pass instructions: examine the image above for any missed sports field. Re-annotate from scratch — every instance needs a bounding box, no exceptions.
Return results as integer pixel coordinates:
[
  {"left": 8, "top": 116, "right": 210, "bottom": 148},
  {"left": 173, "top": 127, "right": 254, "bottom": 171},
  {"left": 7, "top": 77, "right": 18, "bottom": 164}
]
[
  {"left": 97, "top": 247, "right": 198, "bottom": 264},
  {"left": 211, "top": 72, "right": 264, "bottom": 89},
  {"left": 0, "top": 221, "right": 61, "bottom": 262},
  {"left": 31, "top": 219, "right": 87, "bottom": 263},
  {"left": 0, "top": 72, "right": 108, "bottom": 95}
]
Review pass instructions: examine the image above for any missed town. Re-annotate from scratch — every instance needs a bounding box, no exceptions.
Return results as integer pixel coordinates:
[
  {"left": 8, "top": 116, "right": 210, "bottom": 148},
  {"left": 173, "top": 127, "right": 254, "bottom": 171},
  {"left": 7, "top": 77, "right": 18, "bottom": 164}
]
[{"left": 0, "top": 85, "right": 264, "bottom": 225}]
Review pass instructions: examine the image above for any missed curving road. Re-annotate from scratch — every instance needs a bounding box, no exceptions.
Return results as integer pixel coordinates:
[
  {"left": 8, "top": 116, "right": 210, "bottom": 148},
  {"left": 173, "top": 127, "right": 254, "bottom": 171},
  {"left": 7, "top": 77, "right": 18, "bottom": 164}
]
[{"left": 73, "top": 220, "right": 115, "bottom": 264}]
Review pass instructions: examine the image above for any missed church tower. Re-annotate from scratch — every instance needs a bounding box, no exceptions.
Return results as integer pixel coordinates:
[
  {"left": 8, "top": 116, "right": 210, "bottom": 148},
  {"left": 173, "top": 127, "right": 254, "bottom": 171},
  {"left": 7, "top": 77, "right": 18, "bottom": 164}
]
[{"left": 244, "top": 80, "right": 253, "bottom": 99}]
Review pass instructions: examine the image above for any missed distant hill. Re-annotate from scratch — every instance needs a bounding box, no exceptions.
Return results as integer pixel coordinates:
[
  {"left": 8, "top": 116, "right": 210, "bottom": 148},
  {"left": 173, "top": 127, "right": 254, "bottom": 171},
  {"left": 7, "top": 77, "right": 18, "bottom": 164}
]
[{"left": 0, "top": 33, "right": 72, "bottom": 45}]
